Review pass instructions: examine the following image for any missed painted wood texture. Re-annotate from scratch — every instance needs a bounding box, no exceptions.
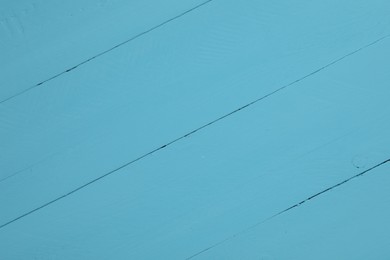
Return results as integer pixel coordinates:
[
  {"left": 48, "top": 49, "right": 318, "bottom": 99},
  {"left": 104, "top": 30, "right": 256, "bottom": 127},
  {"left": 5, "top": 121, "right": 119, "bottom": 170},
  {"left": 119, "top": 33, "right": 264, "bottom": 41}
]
[{"left": 1, "top": 0, "right": 389, "bottom": 259}]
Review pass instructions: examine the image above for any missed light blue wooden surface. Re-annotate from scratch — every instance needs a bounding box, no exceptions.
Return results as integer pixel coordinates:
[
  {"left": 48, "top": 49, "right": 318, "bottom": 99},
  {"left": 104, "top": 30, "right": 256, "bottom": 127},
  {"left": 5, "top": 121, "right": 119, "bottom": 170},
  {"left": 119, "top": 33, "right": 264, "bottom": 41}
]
[{"left": 0, "top": 0, "right": 389, "bottom": 259}]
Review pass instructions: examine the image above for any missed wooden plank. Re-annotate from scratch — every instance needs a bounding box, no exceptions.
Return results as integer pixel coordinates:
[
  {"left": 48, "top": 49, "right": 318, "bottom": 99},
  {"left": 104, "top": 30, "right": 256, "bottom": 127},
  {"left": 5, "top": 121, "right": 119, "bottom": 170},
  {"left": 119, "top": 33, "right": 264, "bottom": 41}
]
[
  {"left": 1, "top": 0, "right": 389, "bottom": 227},
  {"left": 0, "top": 28, "right": 389, "bottom": 259}
]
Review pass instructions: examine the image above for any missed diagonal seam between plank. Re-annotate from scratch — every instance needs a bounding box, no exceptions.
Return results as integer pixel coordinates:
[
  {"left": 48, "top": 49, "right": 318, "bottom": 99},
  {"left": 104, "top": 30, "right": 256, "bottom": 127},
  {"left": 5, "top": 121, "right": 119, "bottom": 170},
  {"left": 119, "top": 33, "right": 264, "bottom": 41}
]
[
  {"left": 185, "top": 158, "right": 390, "bottom": 259},
  {"left": 0, "top": 0, "right": 214, "bottom": 105},
  {"left": 0, "top": 34, "right": 389, "bottom": 231}
]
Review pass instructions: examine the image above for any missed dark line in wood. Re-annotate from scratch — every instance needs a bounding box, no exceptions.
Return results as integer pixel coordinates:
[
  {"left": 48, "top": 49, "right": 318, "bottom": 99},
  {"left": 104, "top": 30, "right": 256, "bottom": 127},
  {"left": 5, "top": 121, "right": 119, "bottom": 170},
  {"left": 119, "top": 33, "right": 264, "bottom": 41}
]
[
  {"left": 185, "top": 158, "right": 390, "bottom": 259},
  {"left": 0, "top": 0, "right": 214, "bottom": 105},
  {"left": 0, "top": 34, "right": 388, "bottom": 231}
]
